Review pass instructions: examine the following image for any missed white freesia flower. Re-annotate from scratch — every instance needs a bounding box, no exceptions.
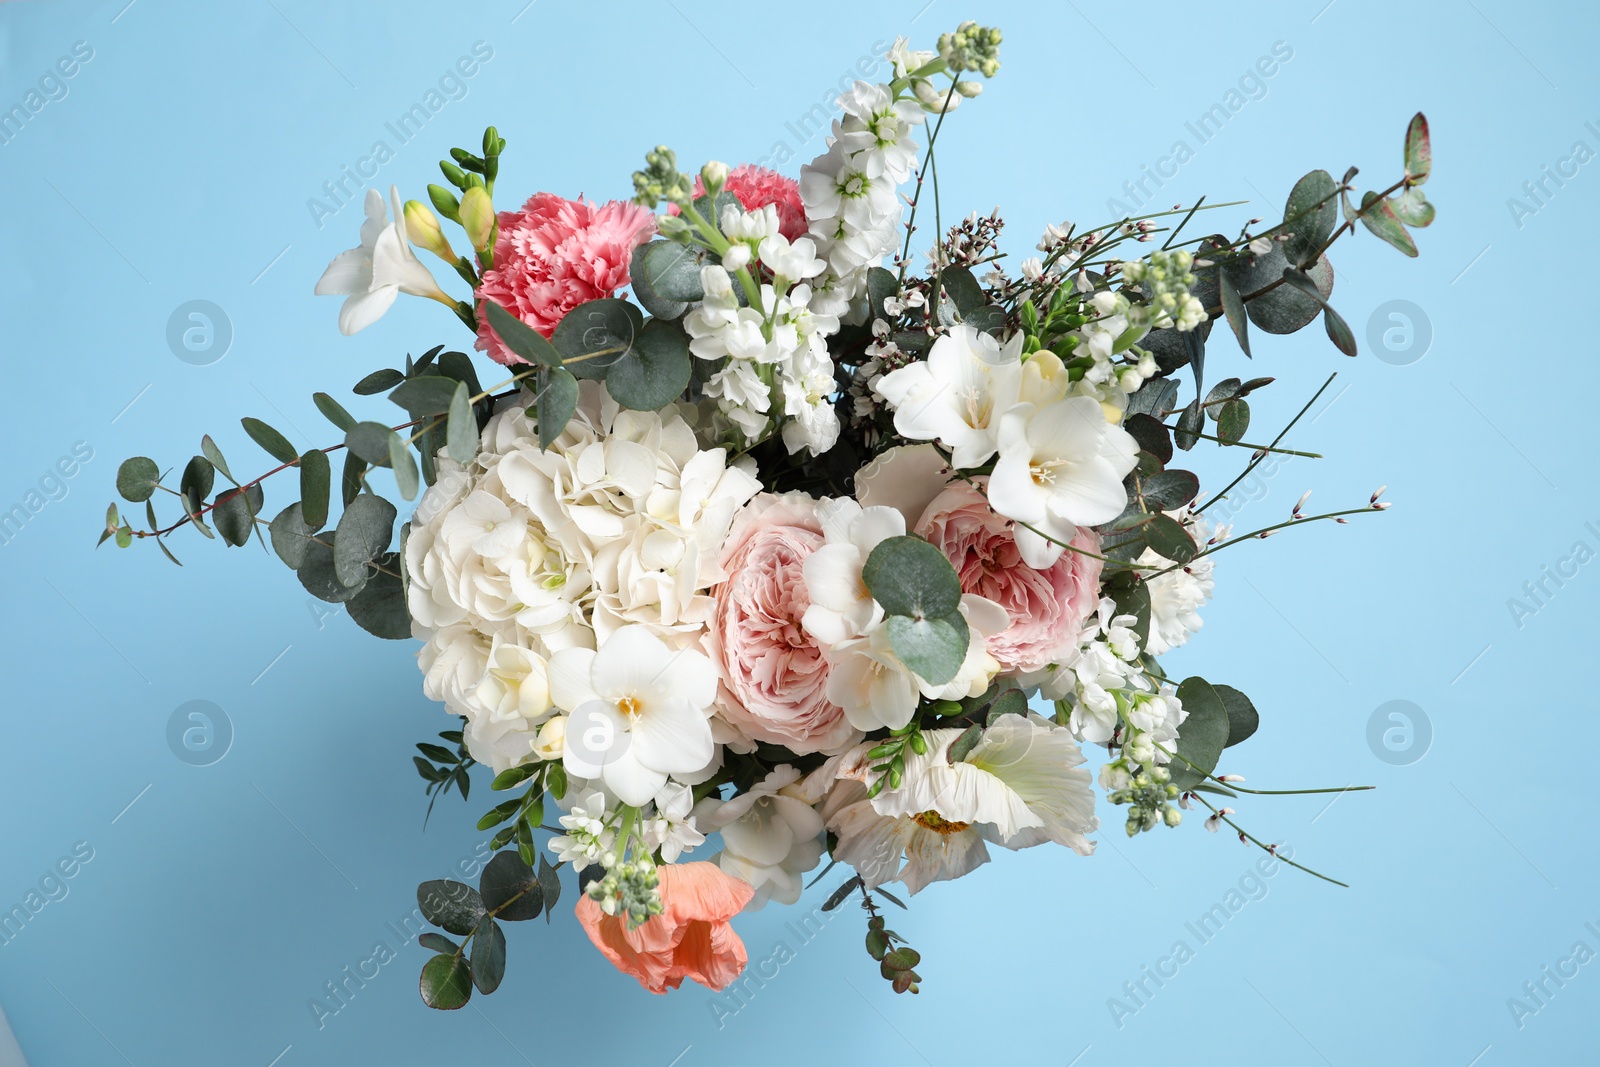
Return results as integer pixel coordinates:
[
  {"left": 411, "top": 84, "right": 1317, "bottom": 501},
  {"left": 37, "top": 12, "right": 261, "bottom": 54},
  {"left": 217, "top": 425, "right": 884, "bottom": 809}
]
[
  {"left": 800, "top": 499, "right": 905, "bottom": 645},
  {"left": 874, "top": 324, "right": 1024, "bottom": 469},
  {"left": 550, "top": 625, "right": 718, "bottom": 806},
  {"left": 988, "top": 396, "right": 1138, "bottom": 568},
  {"left": 314, "top": 186, "right": 451, "bottom": 335},
  {"left": 695, "top": 766, "right": 825, "bottom": 910},
  {"left": 825, "top": 626, "right": 922, "bottom": 732}
]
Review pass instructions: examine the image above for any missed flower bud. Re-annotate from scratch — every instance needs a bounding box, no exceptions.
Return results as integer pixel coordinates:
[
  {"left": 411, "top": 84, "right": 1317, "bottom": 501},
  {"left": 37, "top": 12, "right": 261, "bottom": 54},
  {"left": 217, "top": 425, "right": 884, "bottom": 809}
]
[
  {"left": 459, "top": 186, "right": 495, "bottom": 251},
  {"left": 404, "top": 200, "right": 456, "bottom": 262},
  {"left": 700, "top": 160, "right": 729, "bottom": 197},
  {"left": 1163, "top": 807, "right": 1183, "bottom": 827},
  {"left": 955, "top": 79, "right": 983, "bottom": 98},
  {"left": 655, "top": 213, "right": 692, "bottom": 239}
]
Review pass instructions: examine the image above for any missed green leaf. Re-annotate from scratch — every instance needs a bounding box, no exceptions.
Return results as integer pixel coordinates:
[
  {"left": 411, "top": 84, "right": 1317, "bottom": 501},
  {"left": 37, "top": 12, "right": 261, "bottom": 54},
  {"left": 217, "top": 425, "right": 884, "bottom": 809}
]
[
  {"left": 490, "top": 764, "right": 539, "bottom": 791},
  {"left": 346, "top": 555, "right": 409, "bottom": 639},
  {"left": 483, "top": 301, "right": 560, "bottom": 368},
  {"left": 947, "top": 724, "right": 983, "bottom": 763},
  {"left": 887, "top": 613, "right": 970, "bottom": 687},
  {"left": 962, "top": 304, "right": 1007, "bottom": 335},
  {"left": 1170, "top": 677, "right": 1230, "bottom": 790},
  {"left": 436, "top": 351, "right": 482, "bottom": 396},
  {"left": 268, "top": 503, "right": 316, "bottom": 569},
  {"left": 116, "top": 457, "right": 160, "bottom": 503},
  {"left": 1280, "top": 169, "right": 1338, "bottom": 268},
  {"left": 299, "top": 449, "right": 330, "bottom": 530},
  {"left": 1107, "top": 578, "right": 1152, "bottom": 649},
  {"left": 866, "top": 266, "right": 898, "bottom": 323},
  {"left": 1404, "top": 112, "right": 1431, "bottom": 185},
  {"left": 312, "top": 392, "right": 356, "bottom": 432},
  {"left": 551, "top": 298, "right": 643, "bottom": 380},
  {"left": 986, "top": 688, "right": 1029, "bottom": 724},
  {"left": 537, "top": 856, "right": 561, "bottom": 925},
  {"left": 390, "top": 435, "right": 420, "bottom": 500},
  {"left": 345, "top": 422, "right": 399, "bottom": 468},
  {"left": 1203, "top": 378, "right": 1241, "bottom": 412},
  {"left": 628, "top": 242, "right": 690, "bottom": 320},
  {"left": 1174, "top": 398, "right": 1203, "bottom": 451},
  {"left": 388, "top": 376, "right": 463, "bottom": 418},
  {"left": 1245, "top": 253, "right": 1332, "bottom": 335},
  {"left": 1139, "top": 469, "right": 1200, "bottom": 511},
  {"left": 639, "top": 240, "right": 708, "bottom": 303},
  {"left": 418, "top": 880, "right": 486, "bottom": 936},
  {"left": 353, "top": 368, "right": 405, "bottom": 395},
  {"left": 469, "top": 919, "right": 506, "bottom": 994},
  {"left": 297, "top": 534, "right": 365, "bottom": 603},
  {"left": 180, "top": 456, "right": 214, "bottom": 508},
  {"left": 419, "top": 953, "right": 472, "bottom": 1010},
  {"left": 882, "top": 947, "right": 921, "bottom": 971},
  {"left": 939, "top": 265, "right": 985, "bottom": 316},
  {"left": 417, "top": 933, "right": 458, "bottom": 955},
  {"left": 241, "top": 417, "right": 298, "bottom": 464},
  {"left": 1142, "top": 514, "right": 1196, "bottom": 564},
  {"left": 1124, "top": 412, "right": 1172, "bottom": 466},
  {"left": 822, "top": 875, "right": 863, "bottom": 912},
  {"left": 1392, "top": 186, "right": 1435, "bottom": 228},
  {"left": 534, "top": 367, "right": 580, "bottom": 450},
  {"left": 1213, "top": 684, "right": 1260, "bottom": 748},
  {"left": 1280, "top": 269, "right": 1358, "bottom": 356},
  {"left": 212, "top": 488, "right": 256, "bottom": 547},
  {"left": 862, "top": 536, "right": 964, "bottom": 619},
  {"left": 200, "top": 435, "right": 234, "bottom": 484},
  {"left": 480, "top": 851, "right": 543, "bottom": 921},
  {"left": 115, "top": 526, "right": 132, "bottom": 548},
  {"left": 1358, "top": 191, "right": 1418, "bottom": 257},
  {"left": 341, "top": 453, "right": 366, "bottom": 507},
  {"left": 477, "top": 797, "right": 523, "bottom": 831},
  {"left": 604, "top": 319, "right": 692, "bottom": 411},
  {"left": 1216, "top": 399, "right": 1250, "bottom": 445},
  {"left": 1217, "top": 267, "right": 1250, "bottom": 357},
  {"left": 333, "top": 494, "right": 396, "bottom": 587},
  {"left": 446, "top": 381, "right": 477, "bottom": 463}
]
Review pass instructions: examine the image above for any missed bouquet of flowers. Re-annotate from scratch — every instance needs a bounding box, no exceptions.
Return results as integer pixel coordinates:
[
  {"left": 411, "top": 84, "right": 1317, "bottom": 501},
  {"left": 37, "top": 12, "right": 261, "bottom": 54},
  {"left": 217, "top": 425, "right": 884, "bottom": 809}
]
[{"left": 105, "top": 23, "right": 1438, "bottom": 1007}]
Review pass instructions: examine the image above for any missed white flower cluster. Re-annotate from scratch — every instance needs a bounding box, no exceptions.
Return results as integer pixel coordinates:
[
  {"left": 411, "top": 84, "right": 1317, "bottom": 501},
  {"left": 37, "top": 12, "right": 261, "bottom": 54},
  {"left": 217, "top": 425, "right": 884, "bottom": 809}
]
[
  {"left": 799, "top": 76, "right": 927, "bottom": 320},
  {"left": 1137, "top": 510, "right": 1220, "bottom": 657},
  {"left": 682, "top": 204, "right": 842, "bottom": 456},
  {"left": 406, "top": 384, "right": 760, "bottom": 775}
]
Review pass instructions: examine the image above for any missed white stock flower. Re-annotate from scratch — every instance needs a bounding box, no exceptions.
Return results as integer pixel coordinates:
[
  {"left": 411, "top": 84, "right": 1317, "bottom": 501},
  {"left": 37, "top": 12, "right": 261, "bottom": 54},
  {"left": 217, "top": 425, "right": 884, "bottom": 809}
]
[
  {"left": 1137, "top": 513, "right": 1216, "bottom": 656},
  {"left": 640, "top": 782, "right": 705, "bottom": 863},
  {"left": 988, "top": 396, "right": 1138, "bottom": 568},
  {"left": 314, "top": 186, "right": 449, "bottom": 335},
  {"left": 550, "top": 625, "right": 718, "bottom": 806},
  {"left": 874, "top": 324, "right": 1024, "bottom": 469}
]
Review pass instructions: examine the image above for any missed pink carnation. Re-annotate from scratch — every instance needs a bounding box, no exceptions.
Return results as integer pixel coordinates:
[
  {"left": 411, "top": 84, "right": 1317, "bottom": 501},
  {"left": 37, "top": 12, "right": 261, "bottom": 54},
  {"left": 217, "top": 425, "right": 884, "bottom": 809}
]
[
  {"left": 705, "top": 493, "right": 861, "bottom": 756},
  {"left": 475, "top": 193, "right": 655, "bottom": 365},
  {"left": 916, "top": 482, "right": 1103, "bottom": 674},
  {"left": 679, "top": 165, "right": 807, "bottom": 242}
]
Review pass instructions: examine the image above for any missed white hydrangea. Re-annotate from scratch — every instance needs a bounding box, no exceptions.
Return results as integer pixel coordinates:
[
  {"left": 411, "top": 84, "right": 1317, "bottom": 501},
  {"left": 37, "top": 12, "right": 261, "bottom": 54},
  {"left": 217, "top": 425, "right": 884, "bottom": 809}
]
[{"left": 405, "top": 384, "right": 760, "bottom": 771}]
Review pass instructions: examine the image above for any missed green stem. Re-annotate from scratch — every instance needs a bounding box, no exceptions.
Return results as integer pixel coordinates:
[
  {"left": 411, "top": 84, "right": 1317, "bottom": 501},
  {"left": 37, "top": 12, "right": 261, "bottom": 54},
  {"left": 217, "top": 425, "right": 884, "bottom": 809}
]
[{"left": 1195, "top": 373, "right": 1336, "bottom": 516}]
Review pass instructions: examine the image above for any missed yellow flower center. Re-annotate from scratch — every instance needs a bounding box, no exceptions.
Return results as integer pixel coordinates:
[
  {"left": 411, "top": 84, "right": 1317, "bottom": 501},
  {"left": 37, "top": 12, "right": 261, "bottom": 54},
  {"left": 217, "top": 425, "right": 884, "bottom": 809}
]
[
  {"left": 616, "top": 695, "right": 643, "bottom": 721},
  {"left": 911, "top": 810, "right": 971, "bottom": 835}
]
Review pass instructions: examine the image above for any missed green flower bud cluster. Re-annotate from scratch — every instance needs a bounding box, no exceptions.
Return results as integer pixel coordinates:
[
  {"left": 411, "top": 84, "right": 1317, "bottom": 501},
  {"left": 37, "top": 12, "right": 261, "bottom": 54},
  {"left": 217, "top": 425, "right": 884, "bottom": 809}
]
[
  {"left": 938, "top": 22, "right": 1003, "bottom": 78},
  {"left": 632, "top": 145, "right": 693, "bottom": 209},
  {"left": 1107, "top": 763, "right": 1183, "bottom": 837},
  {"left": 1122, "top": 249, "right": 1207, "bottom": 332},
  {"left": 586, "top": 856, "right": 663, "bottom": 930}
]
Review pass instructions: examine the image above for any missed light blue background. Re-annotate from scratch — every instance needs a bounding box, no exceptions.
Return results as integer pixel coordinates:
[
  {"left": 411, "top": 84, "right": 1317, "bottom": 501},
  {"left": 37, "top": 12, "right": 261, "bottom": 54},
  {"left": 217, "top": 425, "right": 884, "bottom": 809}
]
[{"left": 1, "top": 1, "right": 1595, "bottom": 1064}]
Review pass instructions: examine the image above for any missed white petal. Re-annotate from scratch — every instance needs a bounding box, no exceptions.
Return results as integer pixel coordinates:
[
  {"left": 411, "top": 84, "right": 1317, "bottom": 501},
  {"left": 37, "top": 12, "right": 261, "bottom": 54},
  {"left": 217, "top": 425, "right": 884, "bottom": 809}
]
[
  {"left": 590, "top": 625, "right": 671, "bottom": 702},
  {"left": 630, "top": 699, "right": 714, "bottom": 776},
  {"left": 337, "top": 287, "right": 398, "bottom": 335},
  {"left": 315, "top": 247, "right": 373, "bottom": 297},
  {"left": 602, "top": 747, "right": 669, "bottom": 807},
  {"left": 548, "top": 647, "right": 599, "bottom": 711}
]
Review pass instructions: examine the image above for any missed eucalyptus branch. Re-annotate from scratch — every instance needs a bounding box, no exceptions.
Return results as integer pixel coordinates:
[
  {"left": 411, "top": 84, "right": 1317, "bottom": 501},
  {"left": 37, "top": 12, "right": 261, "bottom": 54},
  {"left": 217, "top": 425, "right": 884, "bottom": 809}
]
[{"left": 1195, "top": 373, "right": 1337, "bottom": 516}]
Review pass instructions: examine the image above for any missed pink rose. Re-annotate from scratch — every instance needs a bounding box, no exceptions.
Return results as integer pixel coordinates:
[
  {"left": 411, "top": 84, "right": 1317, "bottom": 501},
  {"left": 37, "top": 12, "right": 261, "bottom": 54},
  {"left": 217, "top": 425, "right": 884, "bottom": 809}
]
[
  {"left": 916, "top": 481, "right": 1102, "bottom": 674},
  {"left": 475, "top": 193, "right": 656, "bottom": 365},
  {"left": 706, "top": 493, "right": 861, "bottom": 756}
]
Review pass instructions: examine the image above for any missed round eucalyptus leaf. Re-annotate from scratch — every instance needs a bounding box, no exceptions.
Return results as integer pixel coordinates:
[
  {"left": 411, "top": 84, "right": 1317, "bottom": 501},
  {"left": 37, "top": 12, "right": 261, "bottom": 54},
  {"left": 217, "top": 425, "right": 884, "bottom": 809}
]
[
  {"left": 116, "top": 457, "right": 160, "bottom": 503},
  {"left": 345, "top": 422, "right": 399, "bottom": 468},
  {"left": 296, "top": 535, "right": 366, "bottom": 603},
  {"left": 480, "top": 850, "right": 543, "bottom": 921},
  {"left": 604, "top": 320, "right": 692, "bottom": 411},
  {"left": 470, "top": 919, "right": 507, "bottom": 995},
  {"left": 640, "top": 241, "right": 707, "bottom": 303},
  {"left": 345, "top": 554, "right": 409, "bottom": 640},
  {"left": 418, "top": 879, "right": 486, "bottom": 936},
  {"left": 887, "top": 613, "right": 969, "bottom": 687},
  {"left": 1246, "top": 253, "right": 1333, "bottom": 335},
  {"left": 862, "top": 536, "right": 964, "bottom": 619},
  {"left": 1280, "top": 169, "right": 1338, "bottom": 267},
  {"left": 268, "top": 503, "right": 316, "bottom": 570},
  {"left": 419, "top": 953, "right": 472, "bottom": 1010},
  {"left": 1169, "top": 677, "right": 1231, "bottom": 790},
  {"left": 629, "top": 243, "right": 688, "bottom": 321},
  {"left": 1142, "top": 514, "right": 1196, "bottom": 564},
  {"left": 333, "top": 494, "right": 397, "bottom": 587},
  {"left": 552, "top": 298, "right": 644, "bottom": 380},
  {"left": 1213, "top": 684, "right": 1260, "bottom": 748}
]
